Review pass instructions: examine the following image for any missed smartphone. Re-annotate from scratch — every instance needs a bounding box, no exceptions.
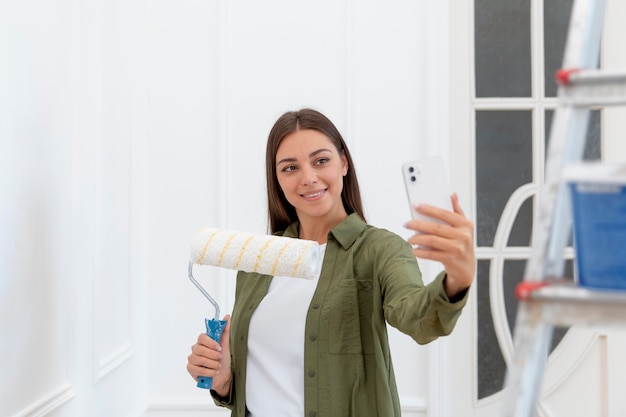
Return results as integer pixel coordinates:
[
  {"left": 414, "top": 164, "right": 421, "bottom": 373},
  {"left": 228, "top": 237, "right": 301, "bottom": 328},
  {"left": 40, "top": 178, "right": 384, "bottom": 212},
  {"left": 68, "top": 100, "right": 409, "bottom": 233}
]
[{"left": 402, "top": 156, "right": 453, "bottom": 224}]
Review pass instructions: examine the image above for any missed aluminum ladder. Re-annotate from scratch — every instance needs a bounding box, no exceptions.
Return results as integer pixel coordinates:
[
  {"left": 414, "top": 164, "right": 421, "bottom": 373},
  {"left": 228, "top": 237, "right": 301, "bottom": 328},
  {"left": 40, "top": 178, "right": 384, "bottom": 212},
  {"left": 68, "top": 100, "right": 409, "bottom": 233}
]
[{"left": 501, "top": 0, "right": 626, "bottom": 416}]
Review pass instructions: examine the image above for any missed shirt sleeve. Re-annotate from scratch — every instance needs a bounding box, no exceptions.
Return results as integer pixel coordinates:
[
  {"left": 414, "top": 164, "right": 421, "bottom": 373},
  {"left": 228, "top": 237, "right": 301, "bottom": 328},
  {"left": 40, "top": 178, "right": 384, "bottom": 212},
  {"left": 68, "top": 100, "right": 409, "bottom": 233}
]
[
  {"left": 376, "top": 231, "right": 469, "bottom": 345},
  {"left": 209, "top": 378, "right": 236, "bottom": 410}
]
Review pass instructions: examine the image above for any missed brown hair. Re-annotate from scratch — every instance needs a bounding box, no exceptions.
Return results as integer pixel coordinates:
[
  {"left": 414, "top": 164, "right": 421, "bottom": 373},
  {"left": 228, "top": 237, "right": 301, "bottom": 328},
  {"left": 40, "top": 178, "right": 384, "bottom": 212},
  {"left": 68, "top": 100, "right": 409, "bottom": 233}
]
[{"left": 265, "top": 108, "right": 366, "bottom": 233}]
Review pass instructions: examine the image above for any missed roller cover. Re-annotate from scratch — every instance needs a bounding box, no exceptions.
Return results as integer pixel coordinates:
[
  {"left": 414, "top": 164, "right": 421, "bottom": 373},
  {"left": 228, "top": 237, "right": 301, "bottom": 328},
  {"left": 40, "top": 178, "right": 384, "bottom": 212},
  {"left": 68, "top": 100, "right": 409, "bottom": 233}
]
[{"left": 190, "top": 228, "right": 321, "bottom": 279}]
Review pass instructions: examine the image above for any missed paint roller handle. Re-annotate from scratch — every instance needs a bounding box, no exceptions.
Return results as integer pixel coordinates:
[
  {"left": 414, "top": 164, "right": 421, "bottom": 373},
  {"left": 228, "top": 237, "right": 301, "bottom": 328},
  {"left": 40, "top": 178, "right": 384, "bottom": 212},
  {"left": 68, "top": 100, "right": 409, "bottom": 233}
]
[{"left": 196, "top": 318, "right": 228, "bottom": 389}]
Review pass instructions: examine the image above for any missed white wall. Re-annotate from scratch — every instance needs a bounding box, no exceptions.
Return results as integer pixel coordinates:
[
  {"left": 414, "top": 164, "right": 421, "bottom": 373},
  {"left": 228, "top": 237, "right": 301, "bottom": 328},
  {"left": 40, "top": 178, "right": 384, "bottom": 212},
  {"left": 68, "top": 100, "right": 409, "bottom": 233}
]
[
  {"left": 1, "top": 0, "right": 149, "bottom": 415},
  {"left": 1, "top": 1, "right": 450, "bottom": 416}
]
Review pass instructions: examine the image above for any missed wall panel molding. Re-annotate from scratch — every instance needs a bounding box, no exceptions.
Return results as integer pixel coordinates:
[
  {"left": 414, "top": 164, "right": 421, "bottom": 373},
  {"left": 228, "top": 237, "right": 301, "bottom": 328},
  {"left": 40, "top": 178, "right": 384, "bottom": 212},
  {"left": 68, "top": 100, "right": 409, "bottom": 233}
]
[
  {"left": 144, "top": 397, "right": 229, "bottom": 416},
  {"left": 91, "top": 0, "right": 135, "bottom": 384},
  {"left": 11, "top": 383, "right": 75, "bottom": 417},
  {"left": 216, "top": 0, "right": 235, "bottom": 310},
  {"left": 95, "top": 341, "right": 135, "bottom": 382},
  {"left": 143, "top": 396, "right": 426, "bottom": 417}
]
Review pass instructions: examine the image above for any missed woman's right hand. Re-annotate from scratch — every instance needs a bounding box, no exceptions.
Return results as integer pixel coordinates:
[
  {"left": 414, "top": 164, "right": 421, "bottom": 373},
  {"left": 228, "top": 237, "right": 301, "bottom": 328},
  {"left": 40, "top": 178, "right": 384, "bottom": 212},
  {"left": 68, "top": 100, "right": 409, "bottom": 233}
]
[{"left": 187, "top": 314, "right": 232, "bottom": 397}]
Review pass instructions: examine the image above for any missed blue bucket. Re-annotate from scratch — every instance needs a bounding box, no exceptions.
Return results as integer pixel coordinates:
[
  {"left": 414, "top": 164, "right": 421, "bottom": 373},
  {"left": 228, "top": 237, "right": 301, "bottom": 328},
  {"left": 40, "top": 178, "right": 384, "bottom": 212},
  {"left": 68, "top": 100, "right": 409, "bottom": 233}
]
[{"left": 565, "top": 162, "right": 626, "bottom": 290}]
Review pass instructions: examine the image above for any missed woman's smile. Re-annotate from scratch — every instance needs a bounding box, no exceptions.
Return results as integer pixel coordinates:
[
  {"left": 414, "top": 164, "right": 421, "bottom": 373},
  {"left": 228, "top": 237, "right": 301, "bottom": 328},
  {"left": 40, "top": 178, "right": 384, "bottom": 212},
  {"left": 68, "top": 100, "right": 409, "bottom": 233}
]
[{"left": 301, "top": 189, "right": 327, "bottom": 201}]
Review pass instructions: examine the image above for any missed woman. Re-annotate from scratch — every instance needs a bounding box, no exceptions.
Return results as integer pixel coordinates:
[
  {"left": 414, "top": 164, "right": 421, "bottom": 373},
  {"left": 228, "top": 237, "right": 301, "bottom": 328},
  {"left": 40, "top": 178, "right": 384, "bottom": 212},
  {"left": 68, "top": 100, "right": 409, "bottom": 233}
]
[{"left": 187, "top": 108, "right": 475, "bottom": 417}]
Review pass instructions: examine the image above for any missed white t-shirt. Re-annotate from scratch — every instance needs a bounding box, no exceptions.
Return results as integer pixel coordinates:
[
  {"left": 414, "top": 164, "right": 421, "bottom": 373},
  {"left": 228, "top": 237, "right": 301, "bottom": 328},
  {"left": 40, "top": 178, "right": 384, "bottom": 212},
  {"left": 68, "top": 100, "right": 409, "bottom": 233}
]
[{"left": 245, "top": 244, "right": 326, "bottom": 417}]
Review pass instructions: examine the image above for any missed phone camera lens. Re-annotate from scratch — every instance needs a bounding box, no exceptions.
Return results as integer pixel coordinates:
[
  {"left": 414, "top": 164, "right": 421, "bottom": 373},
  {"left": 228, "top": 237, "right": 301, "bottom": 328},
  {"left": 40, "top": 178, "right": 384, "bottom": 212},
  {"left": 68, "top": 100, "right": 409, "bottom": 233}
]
[
  {"left": 410, "top": 176, "right": 416, "bottom": 182},
  {"left": 408, "top": 167, "right": 414, "bottom": 173}
]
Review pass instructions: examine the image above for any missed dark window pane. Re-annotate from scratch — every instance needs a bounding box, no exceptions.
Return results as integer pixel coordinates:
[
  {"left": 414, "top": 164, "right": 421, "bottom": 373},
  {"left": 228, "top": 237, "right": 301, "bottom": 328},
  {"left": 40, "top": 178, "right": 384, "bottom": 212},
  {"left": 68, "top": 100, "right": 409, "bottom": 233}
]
[
  {"left": 584, "top": 111, "right": 602, "bottom": 160},
  {"left": 563, "top": 258, "right": 574, "bottom": 279},
  {"left": 503, "top": 260, "right": 526, "bottom": 332},
  {"left": 476, "top": 111, "right": 533, "bottom": 247},
  {"left": 475, "top": 0, "right": 531, "bottom": 97},
  {"left": 477, "top": 260, "right": 506, "bottom": 399},
  {"left": 544, "top": 0, "right": 574, "bottom": 97},
  {"left": 508, "top": 196, "right": 533, "bottom": 247}
]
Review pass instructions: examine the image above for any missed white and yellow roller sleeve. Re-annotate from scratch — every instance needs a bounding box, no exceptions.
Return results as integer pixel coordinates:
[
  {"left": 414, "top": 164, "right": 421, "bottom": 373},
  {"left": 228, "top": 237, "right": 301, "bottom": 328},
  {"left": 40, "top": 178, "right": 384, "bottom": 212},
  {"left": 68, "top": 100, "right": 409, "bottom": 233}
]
[{"left": 190, "top": 228, "right": 322, "bottom": 279}]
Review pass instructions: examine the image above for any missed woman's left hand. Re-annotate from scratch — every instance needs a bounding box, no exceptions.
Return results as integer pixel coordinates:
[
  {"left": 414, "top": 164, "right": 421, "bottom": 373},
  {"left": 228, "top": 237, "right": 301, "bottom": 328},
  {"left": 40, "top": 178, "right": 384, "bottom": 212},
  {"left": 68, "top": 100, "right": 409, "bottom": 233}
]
[{"left": 404, "top": 193, "right": 476, "bottom": 299}]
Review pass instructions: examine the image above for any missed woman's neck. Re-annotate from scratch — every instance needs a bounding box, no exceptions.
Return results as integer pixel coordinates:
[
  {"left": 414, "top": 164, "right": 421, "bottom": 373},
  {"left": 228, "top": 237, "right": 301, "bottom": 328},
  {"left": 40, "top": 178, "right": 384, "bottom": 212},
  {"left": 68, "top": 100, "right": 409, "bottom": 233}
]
[{"left": 297, "top": 213, "right": 348, "bottom": 244}]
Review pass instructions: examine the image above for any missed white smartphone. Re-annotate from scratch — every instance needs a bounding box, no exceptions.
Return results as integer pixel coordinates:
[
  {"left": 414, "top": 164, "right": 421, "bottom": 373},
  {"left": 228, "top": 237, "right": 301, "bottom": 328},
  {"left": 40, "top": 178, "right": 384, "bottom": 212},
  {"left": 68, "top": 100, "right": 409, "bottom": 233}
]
[{"left": 402, "top": 156, "right": 453, "bottom": 224}]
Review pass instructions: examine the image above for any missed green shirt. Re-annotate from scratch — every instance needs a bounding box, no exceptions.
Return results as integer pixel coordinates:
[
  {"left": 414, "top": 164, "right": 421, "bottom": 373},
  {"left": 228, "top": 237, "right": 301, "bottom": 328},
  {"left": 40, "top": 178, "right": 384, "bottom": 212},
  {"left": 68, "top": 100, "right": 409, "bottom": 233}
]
[{"left": 212, "top": 213, "right": 468, "bottom": 416}]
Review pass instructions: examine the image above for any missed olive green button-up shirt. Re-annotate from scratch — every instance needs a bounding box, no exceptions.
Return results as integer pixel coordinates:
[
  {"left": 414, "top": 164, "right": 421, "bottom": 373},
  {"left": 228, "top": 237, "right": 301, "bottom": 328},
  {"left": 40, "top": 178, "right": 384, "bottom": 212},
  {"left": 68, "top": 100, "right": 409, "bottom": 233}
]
[{"left": 212, "top": 213, "right": 468, "bottom": 416}]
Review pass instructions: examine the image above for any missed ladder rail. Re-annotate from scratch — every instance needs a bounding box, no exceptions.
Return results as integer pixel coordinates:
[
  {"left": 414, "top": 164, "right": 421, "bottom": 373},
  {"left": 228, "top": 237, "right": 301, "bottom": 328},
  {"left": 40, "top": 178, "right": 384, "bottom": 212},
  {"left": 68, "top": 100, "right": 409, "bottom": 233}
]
[
  {"left": 504, "top": 305, "right": 554, "bottom": 417},
  {"left": 561, "top": 0, "right": 606, "bottom": 70}
]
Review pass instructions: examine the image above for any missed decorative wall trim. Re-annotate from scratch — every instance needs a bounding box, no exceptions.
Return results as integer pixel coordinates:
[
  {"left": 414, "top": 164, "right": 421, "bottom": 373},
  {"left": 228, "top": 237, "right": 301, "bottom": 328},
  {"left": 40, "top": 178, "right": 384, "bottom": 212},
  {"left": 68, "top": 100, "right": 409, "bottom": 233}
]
[
  {"left": 215, "top": 0, "right": 233, "bottom": 309},
  {"left": 217, "top": 0, "right": 229, "bottom": 229},
  {"left": 11, "top": 383, "right": 75, "bottom": 417},
  {"left": 145, "top": 397, "right": 227, "bottom": 414},
  {"left": 401, "top": 396, "right": 428, "bottom": 413},
  {"left": 95, "top": 341, "right": 135, "bottom": 381},
  {"left": 344, "top": 0, "right": 356, "bottom": 151},
  {"left": 144, "top": 396, "right": 426, "bottom": 415},
  {"left": 91, "top": 0, "right": 135, "bottom": 385}
]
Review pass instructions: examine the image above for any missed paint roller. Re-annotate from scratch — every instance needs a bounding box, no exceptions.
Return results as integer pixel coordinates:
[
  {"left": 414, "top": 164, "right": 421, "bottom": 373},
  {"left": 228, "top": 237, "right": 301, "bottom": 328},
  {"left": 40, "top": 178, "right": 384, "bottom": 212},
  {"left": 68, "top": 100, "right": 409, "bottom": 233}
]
[{"left": 188, "top": 227, "right": 322, "bottom": 389}]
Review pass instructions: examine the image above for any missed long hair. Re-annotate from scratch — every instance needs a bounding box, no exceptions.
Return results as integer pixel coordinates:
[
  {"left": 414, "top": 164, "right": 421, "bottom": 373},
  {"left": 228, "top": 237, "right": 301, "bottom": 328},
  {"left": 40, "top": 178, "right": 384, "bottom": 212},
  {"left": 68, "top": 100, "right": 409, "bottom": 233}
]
[{"left": 265, "top": 108, "right": 366, "bottom": 233}]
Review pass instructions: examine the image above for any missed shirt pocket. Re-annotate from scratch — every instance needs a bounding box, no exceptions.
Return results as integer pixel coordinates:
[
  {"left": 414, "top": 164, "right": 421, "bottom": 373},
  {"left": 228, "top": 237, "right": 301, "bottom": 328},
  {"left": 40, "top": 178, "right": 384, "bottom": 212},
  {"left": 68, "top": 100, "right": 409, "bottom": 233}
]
[{"left": 327, "top": 279, "right": 374, "bottom": 355}]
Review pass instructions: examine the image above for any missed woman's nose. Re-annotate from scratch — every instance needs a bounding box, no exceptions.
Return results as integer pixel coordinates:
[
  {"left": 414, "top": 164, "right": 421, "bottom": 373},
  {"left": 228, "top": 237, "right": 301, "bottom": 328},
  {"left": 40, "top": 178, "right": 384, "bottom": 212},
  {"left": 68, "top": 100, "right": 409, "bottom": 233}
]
[{"left": 300, "top": 165, "right": 318, "bottom": 185}]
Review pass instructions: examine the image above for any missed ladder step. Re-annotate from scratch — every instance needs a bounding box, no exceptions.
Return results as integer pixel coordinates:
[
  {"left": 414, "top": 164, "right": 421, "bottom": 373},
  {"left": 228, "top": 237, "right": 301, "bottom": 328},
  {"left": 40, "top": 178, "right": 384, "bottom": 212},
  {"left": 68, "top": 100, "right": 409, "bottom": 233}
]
[
  {"left": 516, "top": 281, "right": 626, "bottom": 326},
  {"left": 556, "top": 68, "right": 626, "bottom": 106},
  {"left": 557, "top": 68, "right": 626, "bottom": 86}
]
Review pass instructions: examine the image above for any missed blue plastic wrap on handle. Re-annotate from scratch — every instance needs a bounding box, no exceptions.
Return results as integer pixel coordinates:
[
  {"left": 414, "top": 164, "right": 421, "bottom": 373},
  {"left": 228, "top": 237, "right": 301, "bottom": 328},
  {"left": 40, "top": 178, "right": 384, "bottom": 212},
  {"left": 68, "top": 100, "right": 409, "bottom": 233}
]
[{"left": 197, "top": 318, "right": 228, "bottom": 389}]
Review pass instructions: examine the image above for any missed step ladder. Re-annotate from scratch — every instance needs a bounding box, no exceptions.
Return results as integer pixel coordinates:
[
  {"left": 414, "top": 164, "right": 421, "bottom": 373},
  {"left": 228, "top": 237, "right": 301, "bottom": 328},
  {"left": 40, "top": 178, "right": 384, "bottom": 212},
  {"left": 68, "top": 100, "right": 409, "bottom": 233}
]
[{"left": 502, "top": 0, "right": 626, "bottom": 416}]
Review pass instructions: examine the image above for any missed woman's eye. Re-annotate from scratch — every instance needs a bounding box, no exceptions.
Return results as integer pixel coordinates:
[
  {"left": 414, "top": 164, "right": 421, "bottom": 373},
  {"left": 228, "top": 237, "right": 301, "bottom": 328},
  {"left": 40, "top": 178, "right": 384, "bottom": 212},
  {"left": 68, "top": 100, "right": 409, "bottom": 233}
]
[
  {"left": 315, "top": 157, "right": 329, "bottom": 165},
  {"left": 282, "top": 165, "right": 296, "bottom": 172}
]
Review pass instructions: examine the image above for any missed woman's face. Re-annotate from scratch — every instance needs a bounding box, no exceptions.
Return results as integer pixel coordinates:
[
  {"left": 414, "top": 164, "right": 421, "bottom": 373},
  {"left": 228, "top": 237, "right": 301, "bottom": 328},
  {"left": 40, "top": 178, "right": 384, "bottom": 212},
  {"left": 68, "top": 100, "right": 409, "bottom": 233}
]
[{"left": 275, "top": 129, "right": 348, "bottom": 225}]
